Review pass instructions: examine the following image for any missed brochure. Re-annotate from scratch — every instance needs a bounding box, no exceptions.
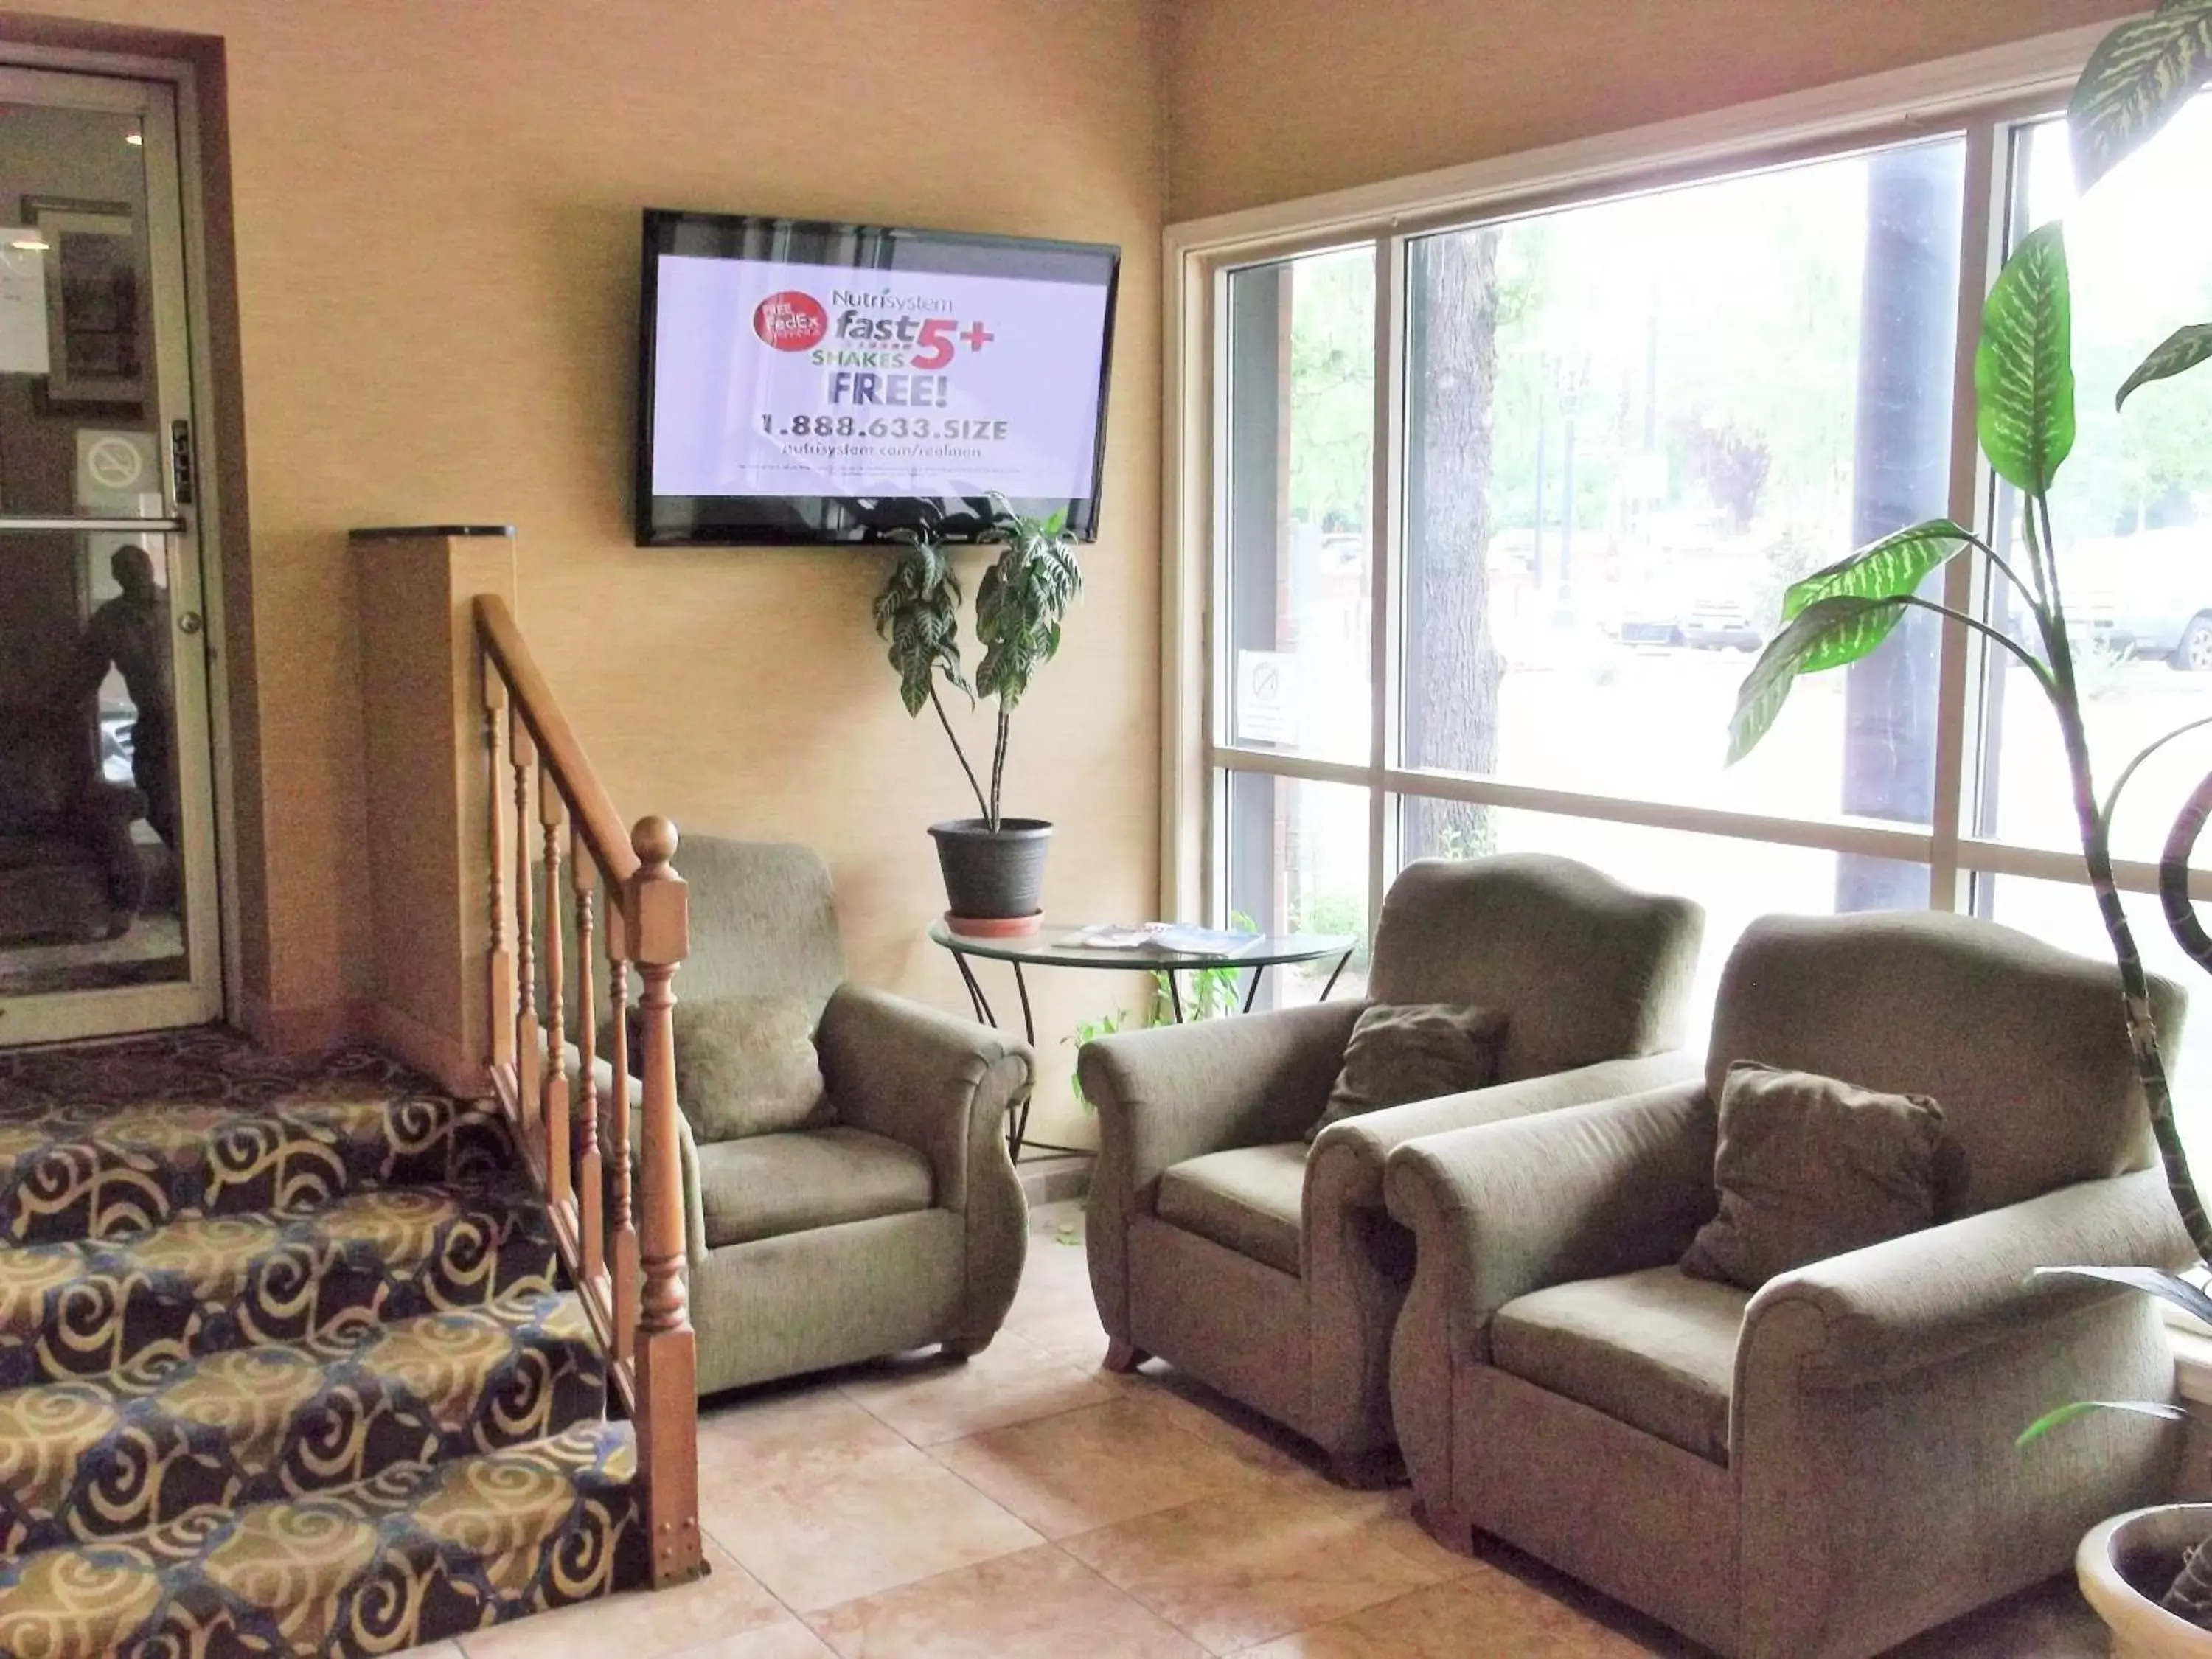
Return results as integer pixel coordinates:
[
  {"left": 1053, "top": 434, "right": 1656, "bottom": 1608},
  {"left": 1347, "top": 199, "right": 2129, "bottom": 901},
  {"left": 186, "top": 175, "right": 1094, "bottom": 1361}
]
[{"left": 1065, "top": 922, "right": 1265, "bottom": 957}]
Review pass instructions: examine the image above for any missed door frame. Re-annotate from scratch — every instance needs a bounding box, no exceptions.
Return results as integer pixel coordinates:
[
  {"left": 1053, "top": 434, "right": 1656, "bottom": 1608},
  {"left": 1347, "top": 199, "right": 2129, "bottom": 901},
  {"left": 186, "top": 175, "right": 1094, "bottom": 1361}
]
[{"left": 0, "top": 41, "right": 242, "bottom": 1038}]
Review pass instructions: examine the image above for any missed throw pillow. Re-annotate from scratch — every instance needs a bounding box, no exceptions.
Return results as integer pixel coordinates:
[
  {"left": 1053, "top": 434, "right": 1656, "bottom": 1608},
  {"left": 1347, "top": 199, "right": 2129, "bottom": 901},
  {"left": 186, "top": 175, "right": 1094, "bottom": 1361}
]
[
  {"left": 1680, "top": 1060, "right": 1946, "bottom": 1291},
  {"left": 670, "top": 995, "right": 835, "bottom": 1143},
  {"left": 1307, "top": 1002, "right": 1507, "bottom": 1142}
]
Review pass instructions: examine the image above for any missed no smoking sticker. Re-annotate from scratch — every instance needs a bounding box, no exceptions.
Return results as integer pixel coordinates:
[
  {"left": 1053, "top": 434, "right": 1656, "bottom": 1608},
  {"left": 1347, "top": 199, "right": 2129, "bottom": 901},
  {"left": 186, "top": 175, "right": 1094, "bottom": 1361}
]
[
  {"left": 86, "top": 435, "right": 145, "bottom": 491},
  {"left": 77, "top": 430, "right": 159, "bottom": 511}
]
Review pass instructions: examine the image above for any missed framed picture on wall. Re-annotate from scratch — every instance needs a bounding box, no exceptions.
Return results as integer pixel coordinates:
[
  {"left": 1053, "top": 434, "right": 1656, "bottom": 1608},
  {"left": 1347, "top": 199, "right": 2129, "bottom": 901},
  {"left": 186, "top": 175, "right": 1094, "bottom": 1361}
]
[{"left": 21, "top": 195, "right": 147, "bottom": 414}]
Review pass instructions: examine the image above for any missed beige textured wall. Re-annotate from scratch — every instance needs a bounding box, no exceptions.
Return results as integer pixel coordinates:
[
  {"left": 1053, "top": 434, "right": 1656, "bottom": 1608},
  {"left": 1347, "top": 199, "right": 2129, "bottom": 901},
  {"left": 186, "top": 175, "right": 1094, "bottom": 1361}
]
[
  {"left": 13, "top": 1, "right": 1161, "bottom": 1146},
  {"left": 1164, "top": 0, "right": 2143, "bottom": 221}
]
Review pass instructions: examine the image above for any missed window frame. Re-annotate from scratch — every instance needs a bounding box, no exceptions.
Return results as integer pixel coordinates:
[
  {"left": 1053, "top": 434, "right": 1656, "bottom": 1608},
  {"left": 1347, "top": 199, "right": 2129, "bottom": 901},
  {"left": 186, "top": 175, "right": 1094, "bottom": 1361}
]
[{"left": 1160, "top": 21, "right": 2212, "bottom": 942}]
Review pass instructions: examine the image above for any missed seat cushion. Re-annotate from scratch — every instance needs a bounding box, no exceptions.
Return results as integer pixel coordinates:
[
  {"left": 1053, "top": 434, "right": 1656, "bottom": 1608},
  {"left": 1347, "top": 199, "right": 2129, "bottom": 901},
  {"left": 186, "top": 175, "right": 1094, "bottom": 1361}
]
[
  {"left": 1155, "top": 1142, "right": 1307, "bottom": 1276},
  {"left": 1491, "top": 1265, "right": 1749, "bottom": 1464},
  {"left": 695, "top": 1126, "right": 933, "bottom": 1248}
]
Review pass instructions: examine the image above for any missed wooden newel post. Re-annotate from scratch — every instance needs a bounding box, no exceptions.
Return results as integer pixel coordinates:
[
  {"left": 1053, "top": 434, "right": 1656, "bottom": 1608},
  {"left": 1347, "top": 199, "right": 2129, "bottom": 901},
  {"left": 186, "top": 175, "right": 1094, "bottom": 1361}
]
[{"left": 627, "top": 813, "right": 700, "bottom": 1587}]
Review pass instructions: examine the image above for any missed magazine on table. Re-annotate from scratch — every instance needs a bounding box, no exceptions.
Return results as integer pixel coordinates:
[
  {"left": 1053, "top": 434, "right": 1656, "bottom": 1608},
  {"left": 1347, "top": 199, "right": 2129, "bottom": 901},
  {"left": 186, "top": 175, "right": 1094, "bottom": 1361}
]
[{"left": 1066, "top": 921, "right": 1265, "bottom": 956}]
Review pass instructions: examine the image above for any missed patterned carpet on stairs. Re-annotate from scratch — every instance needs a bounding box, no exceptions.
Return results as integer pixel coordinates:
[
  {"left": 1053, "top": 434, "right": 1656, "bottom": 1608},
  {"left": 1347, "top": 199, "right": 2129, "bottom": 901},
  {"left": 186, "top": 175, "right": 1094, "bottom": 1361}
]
[{"left": 0, "top": 1028, "right": 642, "bottom": 1658}]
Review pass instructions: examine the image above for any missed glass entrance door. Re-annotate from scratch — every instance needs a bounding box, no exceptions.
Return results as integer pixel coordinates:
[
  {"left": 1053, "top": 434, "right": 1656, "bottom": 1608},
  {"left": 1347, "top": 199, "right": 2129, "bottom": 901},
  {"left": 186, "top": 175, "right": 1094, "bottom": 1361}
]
[{"left": 0, "top": 66, "right": 220, "bottom": 1044}]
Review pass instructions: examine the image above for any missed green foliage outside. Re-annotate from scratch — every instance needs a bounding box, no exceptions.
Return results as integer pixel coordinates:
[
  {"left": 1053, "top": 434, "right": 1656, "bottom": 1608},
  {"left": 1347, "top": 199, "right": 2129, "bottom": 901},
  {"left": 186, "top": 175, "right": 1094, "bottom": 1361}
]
[
  {"left": 1284, "top": 250, "right": 1374, "bottom": 535},
  {"left": 1298, "top": 888, "right": 1372, "bottom": 975},
  {"left": 1279, "top": 142, "right": 2211, "bottom": 643}
]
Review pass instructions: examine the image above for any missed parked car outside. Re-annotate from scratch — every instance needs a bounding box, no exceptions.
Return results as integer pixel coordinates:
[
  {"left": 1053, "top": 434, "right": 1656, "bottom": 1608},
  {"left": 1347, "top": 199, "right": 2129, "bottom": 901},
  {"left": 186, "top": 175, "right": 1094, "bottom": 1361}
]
[
  {"left": 1615, "top": 606, "right": 1684, "bottom": 646},
  {"left": 1682, "top": 597, "right": 1762, "bottom": 651},
  {"left": 2062, "top": 526, "right": 2212, "bottom": 671}
]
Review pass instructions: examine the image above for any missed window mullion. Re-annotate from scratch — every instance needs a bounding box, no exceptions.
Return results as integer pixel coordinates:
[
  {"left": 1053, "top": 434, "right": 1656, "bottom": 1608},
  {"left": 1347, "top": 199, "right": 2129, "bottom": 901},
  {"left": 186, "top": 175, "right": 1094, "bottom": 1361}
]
[
  {"left": 1368, "top": 232, "right": 1405, "bottom": 924},
  {"left": 1928, "top": 117, "right": 2006, "bottom": 916}
]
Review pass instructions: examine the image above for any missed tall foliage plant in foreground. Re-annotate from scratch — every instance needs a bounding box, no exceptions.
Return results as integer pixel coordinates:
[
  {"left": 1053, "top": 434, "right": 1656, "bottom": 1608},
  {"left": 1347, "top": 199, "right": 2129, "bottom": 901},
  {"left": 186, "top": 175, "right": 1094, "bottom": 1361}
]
[{"left": 1731, "top": 1, "right": 2212, "bottom": 1618}]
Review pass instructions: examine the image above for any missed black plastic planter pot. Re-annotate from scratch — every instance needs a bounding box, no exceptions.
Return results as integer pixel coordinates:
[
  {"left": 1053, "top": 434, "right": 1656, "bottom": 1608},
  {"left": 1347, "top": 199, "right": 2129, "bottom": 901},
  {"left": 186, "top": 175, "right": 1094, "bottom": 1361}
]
[{"left": 928, "top": 818, "right": 1051, "bottom": 933}]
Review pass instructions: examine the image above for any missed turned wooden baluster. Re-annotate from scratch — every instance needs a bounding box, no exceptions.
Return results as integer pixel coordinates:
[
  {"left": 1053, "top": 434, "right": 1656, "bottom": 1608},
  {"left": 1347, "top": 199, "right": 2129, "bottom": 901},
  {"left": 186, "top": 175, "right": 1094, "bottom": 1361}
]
[
  {"left": 484, "top": 675, "right": 515, "bottom": 1073},
  {"left": 606, "top": 897, "right": 638, "bottom": 1371},
  {"left": 538, "top": 771, "right": 572, "bottom": 1214},
  {"left": 627, "top": 815, "right": 700, "bottom": 1587},
  {"left": 571, "top": 830, "right": 605, "bottom": 1285},
  {"left": 509, "top": 707, "right": 540, "bottom": 1144}
]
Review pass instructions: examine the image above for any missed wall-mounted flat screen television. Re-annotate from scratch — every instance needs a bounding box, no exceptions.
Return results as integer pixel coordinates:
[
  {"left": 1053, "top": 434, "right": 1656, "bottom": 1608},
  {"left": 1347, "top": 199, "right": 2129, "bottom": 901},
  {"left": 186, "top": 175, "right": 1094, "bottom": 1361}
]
[{"left": 636, "top": 209, "right": 1120, "bottom": 546}]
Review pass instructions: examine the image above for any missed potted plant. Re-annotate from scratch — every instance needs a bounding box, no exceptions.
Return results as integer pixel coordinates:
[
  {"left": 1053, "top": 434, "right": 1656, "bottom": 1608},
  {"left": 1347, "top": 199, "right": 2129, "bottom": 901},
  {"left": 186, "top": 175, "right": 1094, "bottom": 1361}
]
[
  {"left": 1729, "top": 4, "right": 2212, "bottom": 1644},
  {"left": 873, "top": 499, "right": 1082, "bottom": 933}
]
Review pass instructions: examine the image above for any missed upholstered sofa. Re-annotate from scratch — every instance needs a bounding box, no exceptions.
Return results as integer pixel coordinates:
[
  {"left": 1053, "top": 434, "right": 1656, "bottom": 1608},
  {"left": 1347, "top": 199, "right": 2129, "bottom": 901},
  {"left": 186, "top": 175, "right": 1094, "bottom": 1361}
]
[
  {"left": 1384, "top": 909, "right": 2192, "bottom": 1659},
  {"left": 1078, "top": 853, "right": 1703, "bottom": 1481},
  {"left": 575, "top": 838, "right": 1034, "bottom": 1396}
]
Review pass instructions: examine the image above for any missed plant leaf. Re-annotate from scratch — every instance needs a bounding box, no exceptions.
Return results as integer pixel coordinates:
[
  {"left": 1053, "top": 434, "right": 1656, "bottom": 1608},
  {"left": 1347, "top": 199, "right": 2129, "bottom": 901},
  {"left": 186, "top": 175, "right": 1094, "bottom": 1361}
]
[
  {"left": 2034, "top": 1262, "right": 2212, "bottom": 1324},
  {"left": 1975, "top": 223, "right": 2076, "bottom": 497},
  {"left": 1728, "top": 595, "right": 1907, "bottom": 764},
  {"left": 1784, "top": 520, "right": 1976, "bottom": 621},
  {"left": 873, "top": 535, "right": 970, "bottom": 717},
  {"left": 2118, "top": 322, "right": 2212, "bottom": 409},
  {"left": 2018, "top": 1397, "right": 2191, "bottom": 1447},
  {"left": 972, "top": 518, "right": 1082, "bottom": 712},
  {"left": 2070, "top": 1, "right": 2212, "bottom": 194}
]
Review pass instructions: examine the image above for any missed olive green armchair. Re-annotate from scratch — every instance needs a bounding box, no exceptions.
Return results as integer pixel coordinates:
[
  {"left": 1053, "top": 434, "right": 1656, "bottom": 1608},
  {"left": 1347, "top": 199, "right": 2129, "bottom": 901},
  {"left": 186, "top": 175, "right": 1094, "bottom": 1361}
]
[
  {"left": 575, "top": 838, "right": 1034, "bottom": 1395},
  {"left": 1079, "top": 852, "right": 1704, "bottom": 1482},
  {"left": 1385, "top": 910, "right": 2192, "bottom": 1658}
]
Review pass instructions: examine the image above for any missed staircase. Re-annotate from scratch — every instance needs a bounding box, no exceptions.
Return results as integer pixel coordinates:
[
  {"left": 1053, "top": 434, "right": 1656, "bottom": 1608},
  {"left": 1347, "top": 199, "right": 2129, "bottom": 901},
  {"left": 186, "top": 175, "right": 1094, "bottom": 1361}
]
[{"left": 0, "top": 1029, "right": 644, "bottom": 1658}]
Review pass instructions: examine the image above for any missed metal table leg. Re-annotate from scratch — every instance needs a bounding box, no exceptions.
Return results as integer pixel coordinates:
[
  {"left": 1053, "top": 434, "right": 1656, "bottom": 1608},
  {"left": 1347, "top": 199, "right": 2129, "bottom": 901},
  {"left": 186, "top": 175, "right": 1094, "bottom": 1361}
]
[
  {"left": 1005, "top": 962, "right": 1039, "bottom": 1158},
  {"left": 952, "top": 950, "right": 994, "bottom": 1028},
  {"left": 950, "top": 947, "right": 1047, "bottom": 1162},
  {"left": 1241, "top": 963, "right": 1270, "bottom": 1013},
  {"left": 1320, "top": 948, "right": 1353, "bottom": 1000}
]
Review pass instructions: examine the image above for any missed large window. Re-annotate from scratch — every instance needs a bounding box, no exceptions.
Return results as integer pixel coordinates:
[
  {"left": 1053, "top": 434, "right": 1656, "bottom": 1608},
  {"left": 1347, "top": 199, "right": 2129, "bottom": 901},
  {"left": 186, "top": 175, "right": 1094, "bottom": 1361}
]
[
  {"left": 1399, "top": 139, "right": 1961, "bottom": 861},
  {"left": 1978, "top": 105, "right": 2212, "bottom": 865},
  {"left": 1191, "top": 66, "right": 2212, "bottom": 1152}
]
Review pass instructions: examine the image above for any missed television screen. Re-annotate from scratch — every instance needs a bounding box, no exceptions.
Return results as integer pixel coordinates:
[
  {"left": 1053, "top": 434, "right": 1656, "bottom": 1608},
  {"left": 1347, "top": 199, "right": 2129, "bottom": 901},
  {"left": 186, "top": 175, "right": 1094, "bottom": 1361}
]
[{"left": 636, "top": 209, "right": 1120, "bottom": 546}]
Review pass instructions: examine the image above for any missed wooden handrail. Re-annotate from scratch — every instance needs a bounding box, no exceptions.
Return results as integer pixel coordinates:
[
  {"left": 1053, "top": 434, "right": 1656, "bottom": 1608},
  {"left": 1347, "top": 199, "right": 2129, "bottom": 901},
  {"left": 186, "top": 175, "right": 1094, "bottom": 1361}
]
[
  {"left": 470, "top": 593, "right": 701, "bottom": 1589},
  {"left": 474, "top": 594, "right": 639, "bottom": 894}
]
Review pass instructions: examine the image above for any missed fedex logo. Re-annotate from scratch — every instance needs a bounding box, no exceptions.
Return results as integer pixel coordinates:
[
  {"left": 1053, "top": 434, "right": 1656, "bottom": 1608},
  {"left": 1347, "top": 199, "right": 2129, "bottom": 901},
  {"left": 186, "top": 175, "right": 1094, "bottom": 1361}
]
[{"left": 753, "top": 291, "right": 829, "bottom": 352}]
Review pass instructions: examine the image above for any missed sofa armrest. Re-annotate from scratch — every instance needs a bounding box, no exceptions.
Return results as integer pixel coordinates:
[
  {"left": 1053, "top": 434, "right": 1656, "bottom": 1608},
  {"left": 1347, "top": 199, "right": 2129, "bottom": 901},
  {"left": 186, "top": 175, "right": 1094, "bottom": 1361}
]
[
  {"left": 1383, "top": 1077, "right": 1716, "bottom": 1335},
  {"left": 815, "top": 982, "right": 1033, "bottom": 1214},
  {"left": 1384, "top": 1077, "right": 1715, "bottom": 1510},
  {"left": 1082, "top": 998, "right": 1363, "bottom": 1349},
  {"left": 1310, "top": 1049, "right": 1700, "bottom": 1223},
  {"left": 1739, "top": 1167, "right": 2191, "bottom": 1390},
  {"left": 1732, "top": 1167, "right": 2189, "bottom": 1658},
  {"left": 1081, "top": 999, "right": 1364, "bottom": 1200}
]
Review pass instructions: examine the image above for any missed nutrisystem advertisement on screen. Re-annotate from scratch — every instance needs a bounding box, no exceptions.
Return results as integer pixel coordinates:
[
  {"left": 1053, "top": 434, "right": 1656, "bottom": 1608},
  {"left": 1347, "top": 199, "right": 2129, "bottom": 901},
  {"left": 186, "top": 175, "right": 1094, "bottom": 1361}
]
[{"left": 650, "top": 255, "right": 1110, "bottom": 502}]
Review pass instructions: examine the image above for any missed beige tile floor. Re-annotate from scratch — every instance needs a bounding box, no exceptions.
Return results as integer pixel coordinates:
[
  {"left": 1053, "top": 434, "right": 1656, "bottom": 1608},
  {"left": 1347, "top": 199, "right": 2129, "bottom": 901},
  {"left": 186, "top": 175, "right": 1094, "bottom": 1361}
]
[{"left": 405, "top": 1203, "right": 2112, "bottom": 1659}]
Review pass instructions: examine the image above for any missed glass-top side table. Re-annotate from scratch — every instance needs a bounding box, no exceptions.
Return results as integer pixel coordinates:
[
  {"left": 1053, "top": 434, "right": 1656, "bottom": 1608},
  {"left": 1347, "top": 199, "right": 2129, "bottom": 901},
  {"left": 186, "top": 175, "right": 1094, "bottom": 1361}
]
[{"left": 927, "top": 921, "right": 1359, "bottom": 1159}]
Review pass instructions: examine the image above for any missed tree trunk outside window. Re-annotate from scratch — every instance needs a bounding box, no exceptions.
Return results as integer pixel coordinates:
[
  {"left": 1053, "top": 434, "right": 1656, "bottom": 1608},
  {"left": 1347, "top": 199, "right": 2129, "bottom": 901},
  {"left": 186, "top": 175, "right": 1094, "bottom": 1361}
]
[{"left": 1404, "top": 229, "right": 1506, "bottom": 862}]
